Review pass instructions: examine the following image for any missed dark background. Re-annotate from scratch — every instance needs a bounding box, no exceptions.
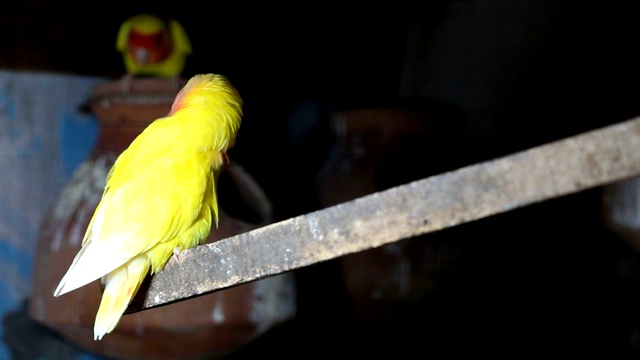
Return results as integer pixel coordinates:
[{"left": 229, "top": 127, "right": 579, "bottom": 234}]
[{"left": 3, "top": 1, "right": 640, "bottom": 358}]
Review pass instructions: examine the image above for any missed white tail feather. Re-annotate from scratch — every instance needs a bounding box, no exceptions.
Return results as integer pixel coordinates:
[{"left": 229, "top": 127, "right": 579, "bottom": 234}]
[{"left": 54, "top": 240, "right": 130, "bottom": 297}]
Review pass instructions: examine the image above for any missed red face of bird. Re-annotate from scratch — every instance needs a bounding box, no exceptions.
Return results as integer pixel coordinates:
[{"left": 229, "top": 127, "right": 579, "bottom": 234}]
[{"left": 127, "top": 29, "right": 173, "bottom": 65}]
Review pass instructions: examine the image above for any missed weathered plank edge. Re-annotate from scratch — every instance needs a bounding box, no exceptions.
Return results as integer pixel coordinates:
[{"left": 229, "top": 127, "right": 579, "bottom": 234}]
[{"left": 131, "top": 116, "right": 640, "bottom": 311}]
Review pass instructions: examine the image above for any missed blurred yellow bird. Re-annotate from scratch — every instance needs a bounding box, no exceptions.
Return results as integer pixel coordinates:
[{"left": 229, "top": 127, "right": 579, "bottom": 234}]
[
  {"left": 116, "top": 13, "right": 192, "bottom": 77},
  {"left": 54, "top": 73, "right": 243, "bottom": 340}
]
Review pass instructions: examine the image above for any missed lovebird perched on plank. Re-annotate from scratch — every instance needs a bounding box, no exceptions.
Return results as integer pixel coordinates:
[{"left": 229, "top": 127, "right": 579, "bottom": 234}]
[{"left": 53, "top": 73, "right": 243, "bottom": 341}]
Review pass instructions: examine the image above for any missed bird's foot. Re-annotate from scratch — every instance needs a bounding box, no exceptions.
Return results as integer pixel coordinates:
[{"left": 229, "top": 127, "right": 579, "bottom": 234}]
[
  {"left": 173, "top": 247, "right": 183, "bottom": 262},
  {"left": 120, "top": 73, "right": 134, "bottom": 95}
]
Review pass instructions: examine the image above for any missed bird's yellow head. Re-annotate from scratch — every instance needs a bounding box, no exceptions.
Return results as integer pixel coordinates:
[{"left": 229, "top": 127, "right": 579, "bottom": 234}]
[{"left": 169, "top": 73, "right": 243, "bottom": 151}]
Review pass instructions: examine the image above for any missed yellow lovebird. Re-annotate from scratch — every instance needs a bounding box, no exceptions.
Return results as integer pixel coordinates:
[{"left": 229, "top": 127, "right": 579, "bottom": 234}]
[
  {"left": 53, "top": 73, "right": 243, "bottom": 341},
  {"left": 116, "top": 13, "right": 192, "bottom": 77}
]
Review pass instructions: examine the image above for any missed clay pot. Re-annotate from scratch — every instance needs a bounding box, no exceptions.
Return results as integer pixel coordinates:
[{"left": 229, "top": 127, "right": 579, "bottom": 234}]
[
  {"left": 29, "top": 77, "right": 296, "bottom": 360},
  {"left": 316, "top": 104, "right": 462, "bottom": 323}
]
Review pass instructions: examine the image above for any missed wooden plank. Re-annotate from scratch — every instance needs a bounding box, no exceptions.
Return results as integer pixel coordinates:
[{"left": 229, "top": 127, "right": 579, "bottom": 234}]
[{"left": 129, "top": 116, "right": 640, "bottom": 312}]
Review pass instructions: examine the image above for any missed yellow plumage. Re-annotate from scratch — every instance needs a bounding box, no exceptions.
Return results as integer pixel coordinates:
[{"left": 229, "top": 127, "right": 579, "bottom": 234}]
[{"left": 53, "top": 73, "right": 242, "bottom": 340}]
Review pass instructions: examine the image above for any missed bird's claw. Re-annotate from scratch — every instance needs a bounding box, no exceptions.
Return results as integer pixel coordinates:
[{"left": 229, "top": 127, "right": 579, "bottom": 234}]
[{"left": 173, "top": 247, "right": 182, "bottom": 262}]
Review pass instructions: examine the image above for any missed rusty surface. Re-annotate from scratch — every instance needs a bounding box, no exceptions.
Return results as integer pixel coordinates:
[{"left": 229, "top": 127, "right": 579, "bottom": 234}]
[{"left": 130, "top": 116, "right": 640, "bottom": 312}]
